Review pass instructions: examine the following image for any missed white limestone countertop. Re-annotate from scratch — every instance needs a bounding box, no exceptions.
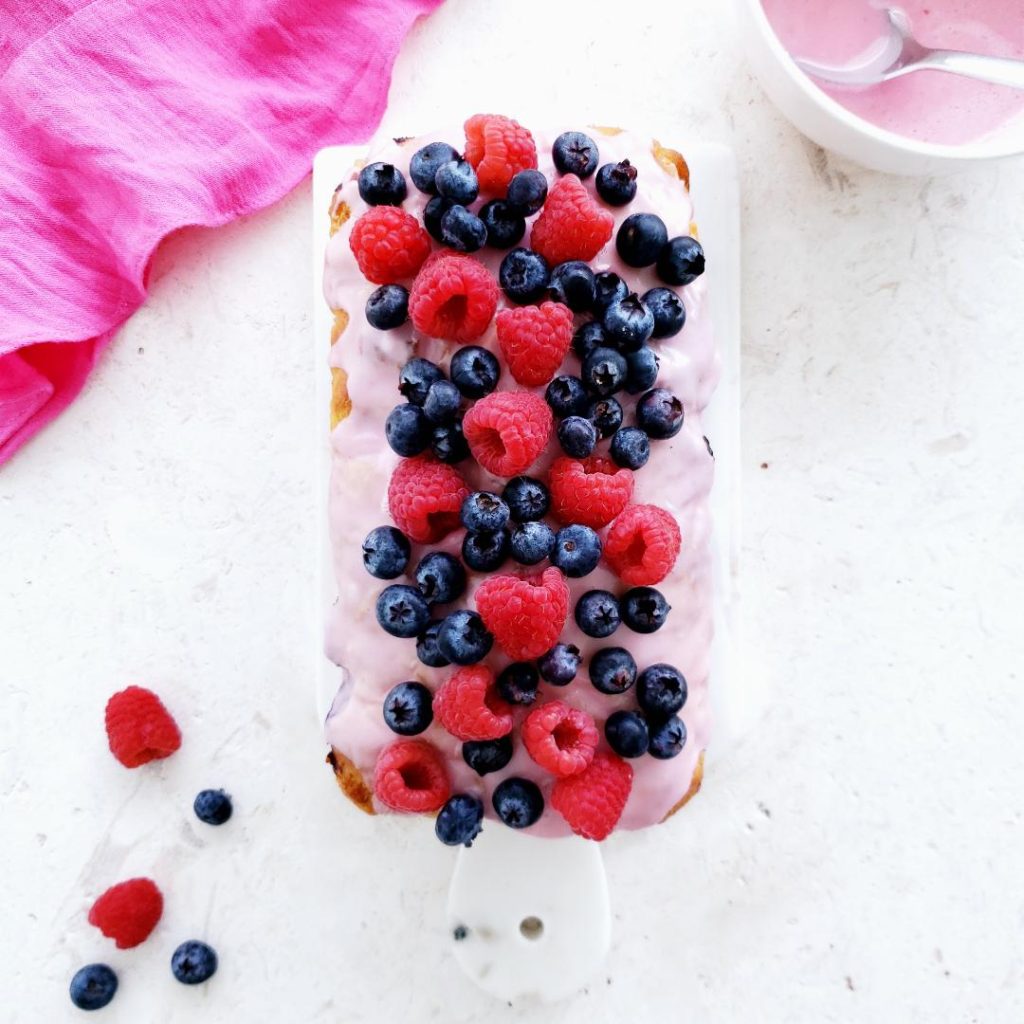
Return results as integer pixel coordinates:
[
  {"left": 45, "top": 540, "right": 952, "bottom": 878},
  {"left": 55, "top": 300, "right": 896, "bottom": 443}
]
[{"left": 2, "top": 1, "right": 1023, "bottom": 1021}]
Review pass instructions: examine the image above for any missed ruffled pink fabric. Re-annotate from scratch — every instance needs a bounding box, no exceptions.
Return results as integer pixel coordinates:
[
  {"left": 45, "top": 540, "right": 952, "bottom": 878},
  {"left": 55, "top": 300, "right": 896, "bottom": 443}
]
[{"left": 0, "top": 0, "right": 442, "bottom": 464}]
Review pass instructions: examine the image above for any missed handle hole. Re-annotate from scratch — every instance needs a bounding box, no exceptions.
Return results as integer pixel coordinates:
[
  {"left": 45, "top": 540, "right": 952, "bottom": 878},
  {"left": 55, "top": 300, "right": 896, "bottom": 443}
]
[{"left": 519, "top": 916, "right": 544, "bottom": 940}]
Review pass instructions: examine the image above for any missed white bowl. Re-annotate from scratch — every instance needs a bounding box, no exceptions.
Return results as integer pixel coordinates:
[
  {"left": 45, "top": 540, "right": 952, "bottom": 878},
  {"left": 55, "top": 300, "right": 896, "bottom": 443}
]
[{"left": 736, "top": 0, "right": 1024, "bottom": 174}]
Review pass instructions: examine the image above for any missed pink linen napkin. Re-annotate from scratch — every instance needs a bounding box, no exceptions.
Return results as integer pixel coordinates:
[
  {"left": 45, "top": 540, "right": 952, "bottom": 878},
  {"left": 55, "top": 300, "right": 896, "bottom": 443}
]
[{"left": 0, "top": 0, "right": 442, "bottom": 465}]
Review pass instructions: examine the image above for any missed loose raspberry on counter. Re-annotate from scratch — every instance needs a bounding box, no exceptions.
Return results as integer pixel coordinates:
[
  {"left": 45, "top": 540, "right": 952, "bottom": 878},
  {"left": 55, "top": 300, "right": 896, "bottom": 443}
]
[
  {"left": 387, "top": 455, "right": 469, "bottom": 544},
  {"left": 373, "top": 739, "right": 451, "bottom": 813},
  {"left": 409, "top": 252, "right": 499, "bottom": 343},
  {"left": 549, "top": 455, "right": 634, "bottom": 529},
  {"left": 522, "top": 701, "right": 599, "bottom": 779},
  {"left": 550, "top": 751, "right": 633, "bottom": 841},
  {"left": 464, "top": 114, "right": 538, "bottom": 196},
  {"left": 462, "top": 391, "right": 552, "bottom": 477},
  {"left": 604, "top": 504, "right": 681, "bottom": 586},
  {"left": 349, "top": 206, "right": 431, "bottom": 284},
  {"left": 475, "top": 567, "right": 569, "bottom": 661},
  {"left": 87, "top": 878, "right": 163, "bottom": 949},
  {"left": 496, "top": 301, "right": 574, "bottom": 388},
  {"left": 530, "top": 175, "right": 613, "bottom": 267},
  {"left": 433, "top": 665, "right": 514, "bottom": 741},
  {"left": 104, "top": 686, "right": 181, "bottom": 768}
]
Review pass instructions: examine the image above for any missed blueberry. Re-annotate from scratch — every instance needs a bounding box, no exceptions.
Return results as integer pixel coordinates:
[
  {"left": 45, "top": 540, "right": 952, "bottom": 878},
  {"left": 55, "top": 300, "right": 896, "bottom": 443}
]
[
  {"left": 552, "top": 524, "right": 602, "bottom": 578},
  {"left": 450, "top": 346, "right": 500, "bottom": 398},
  {"left": 376, "top": 584, "right": 430, "bottom": 638},
  {"left": 499, "top": 247, "right": 550, "bottom": 304},
  {"left": 497, "top": 662, "right": 540, "bottom": 705},
  {"left": 574, "top": 590, "right": 621, "bottom": 638},
  {"left": 462, "top": 529, "right": 511, "bottom": 572},
  {"left": 621, "top": 587, "right": 671, "bottom": 634},
  {"left": 480, "top": 200, "right": 526, "bottom": 249},
  {"left": 582, "top": 347, "right": 628, "bottom": 397},
  {"left": 416, "top": 620, "right": 451, "bottom": 667},
  {"left": 510, "top": 521, "right": 556, "bottom": 565},
  {"left": 657, "top": 235, "right": 706, "bottom": 286},
  {"left": 70, "top": 964, "right": 118, "bottom": 1010},
  {"left": 414, "top": 551, "right": 466, "bottom": 605},
  {"left": 642, "top": 287, "right": 686, "bottom": 338},
  {"left": 362, "top": 525, "right": 411, "bottom": 579},
  {"left": 424, "top": 195, "right": 454, "bottom": 241},
  {"left": 625, "top": 347, "right": 660, "bottom": 395},
  {"left": 503, "top": 476, "right": 550, "bottom": 522},
  {"left": 637, "top": 663, "right": 688, "bottom": 717},
  {"left": 547, "top": 261, "right": 597, "bottom": 312},
  {"left": 587, "top": 397, "right": 623, "bottom": 439},
  {"left": 399, "top": 357, "right": 444, "bottom": 406},
  {"left": 492, "top": 777, "right": 544, "bottom": 828},
  {"left": 365, "top": 284, "right": 409, "bottom": 330},
  {"left": 552, "top": 131, "right": 599, "bottom": 178},
  {"left": 593, "top": 271, "right": 629, "bottom": 314},
  {"left": 589, "top": 647, "right": 638, "bottom": 694},
  {"left": 545, "top": 375, "right": 589, "bottom": 418},
  {"left": 358, "top": 162, "right": 408, "bottom": 206},
  {"left": 437, "top": 609, "right": 494, "bottom": 665},
  {"left": 538, "top": 642, "right": 581, "bottom": 685},
  {"left": 423, "top": 379, "right": 461, "bottom": 425},
  {"left": 648, "top": 715, "right": 687, "bottom": 759},
  {"left": 171, "top": 940, "right": 218, "bottom": 985},
  {"left": 573, "top": 321, "right": 608, "bottom": 361},
  {"left": 557, "top": 415, "right": 598, "bottom": 458},
  {"left": 436, "top": 793, "right": 484, "bottom": 846},
  {"left": 610, "top": 427, "right": 651, "bottom": 470},
  {"left": 410, "top": 140, "right": 460, "bottom": 195},
  {"left": 383, "top": 681, "right": 434, "bottom": 735},
  {"left": 605, "top": 709, "right": 650, "bottom": 758},
  {"left": 461, "top": 491, "right": 511, "bottom": 533},
  {"left": 432, "top": 420, "right": 470, "bottom": 463},
  {"left": 506, "top": 168, "right": 548, "bottom": 214},
  {"left": 385, "top": 403, "right": 431, "bottom": 457},
  {"left": 193, "top": 789, "right": 233, "bottom": 825},
  {"left": 637, "top": 388, "right": 684, "bottom": 439},
  {"left": 440, "top": 205, "right": 487, "bottom": 252},
  {"left": 463, "top": 734, "right": 514, "bottom": 775},
  {"left": 603, "top": 293, "right": 655, "bottom": 352},
  {"left": 595, "top": 159, "right": 638, "bottom": 206},
  {"left": 616, "top": 212, "right": 669, "bottom": 267},
  {"left": 435, "top": 159, "right": 479, "bottom": 204}
]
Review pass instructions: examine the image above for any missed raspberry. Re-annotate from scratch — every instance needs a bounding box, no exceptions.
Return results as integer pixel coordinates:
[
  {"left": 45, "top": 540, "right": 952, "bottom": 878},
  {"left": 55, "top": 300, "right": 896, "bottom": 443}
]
[
  {"left": 550, "top": 751, "right": 633, "bottom": 840},
  {"left": 496, "top": 301, "right": 574, "bottom": 388},
  {"left": 373, "top": 739, "right": 451, "bottom": 813},
  {"left": 604, "top": 504, "right": 681, "bottom": 586},
  {"left": 548, "top": 456, "right": 634, "bottom": 529},
  {"left": 522, "top": 701, "right": 598, "bottom": 778},
  {"left": 529, "top": 175, "right": 614, "bottom": 267},
  {"left": 462, "top": 391, "right": 552, "bottom": 477},
  {"left": 475, "top": 567, "right": 569, "bottom": 661},
  {"left": 387, "top": 455, "right": 469, "bottom": 544},
  {"left": 349, "top": 206, "right": 431, "bottom": 285},
  {"left": 104, "top": 686, "right": 182, "bottom": 768},
  {"left": 409, "top": 251, "right": 499, "bottom": 343},
  {"left": 433, "top": 666, "right": 513, "bottom": 741},
  {"left": 88, "top": 878, "right": 163, "bottom": 949},
  {"left": 464, "top": 114, "right": 538, "bottom": 196}
]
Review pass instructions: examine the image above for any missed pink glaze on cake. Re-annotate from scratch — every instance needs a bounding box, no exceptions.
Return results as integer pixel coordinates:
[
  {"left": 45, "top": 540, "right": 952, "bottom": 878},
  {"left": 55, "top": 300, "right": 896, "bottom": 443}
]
[{"left": 322, "top": 126, "right": 718, "bottom": 838}]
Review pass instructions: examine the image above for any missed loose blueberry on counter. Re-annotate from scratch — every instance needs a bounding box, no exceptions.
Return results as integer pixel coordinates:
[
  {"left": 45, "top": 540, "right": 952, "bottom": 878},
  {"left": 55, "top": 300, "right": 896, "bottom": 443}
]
[
  {"left": 437, "top": 609, "right": 494, "bottom": 665},
  {"left": 463, "top": 734, "right": 515, "bottom": 775},
  {"left": 70, "top": 964, "right": 118, "bottom": 1011},
  {"left": 432, "top": 420, "right": 470, "bottom": 463},
  {"left": 383, "top": 681, "right": 434, "bottom": 736},
  {"left": 657, "top": 235, "right": 706, "bottom": 286},
  {"left": 539, "top": 643, "right": 582, "bottom": 685},
  {"left": 435, "top": 158, "right": 479, "bottom": 205},
  {"left": 610, "top": 426, "right": 651, "bottom": 470},
  {"left": 625, "top": 347, "right": 660, "bottom": 395},
  {"left": 376, "top": 584, "right": 431, "bottom": 639},
  {"left": 621, "top": 587, "right": 671, "bottom": 634},
  {"left": 423, "top": 379, "right": 461, "bottom": 425},
  {"left": 362, "top": 525, "right": 411, "bottom": 579},
  {"left": 385, "top": 403, "right": 431, "bottom": 457},
  {"left": 557, "top": 415, "right": 598, "bottom": 458},
  {"left": 552, "top": 524, "right": 602, "bottom": 578},
  {"left": 616, "top": 212, "right": 669, "bottom": 268},
  {"left": 648, "top": 715, "right": 687, "bottom": 759},
  {"left": 545, "top": 375, "right": 589, "bottom": 418},
  {"left": 587, "top": 397, "right": 623, "bottom": 439},
  {"left": 417, "top": 620, "right": 451, "bottom": 668},
  {"left": 436, "top": 794, "right": 484, "bottom": 846},
  {"left": 193, "top": 788, "right": 233, "bottom": 825},
  {"left": 637, "top": 663, "right": 688, "bottom": 717},
  {"left": 552, "top": 131, "right": 599, "bottom": 178},
  {"left": 592, "top": 271, "right": 629, "bottom": 314},
  {"left": 643, "top": 286, "right": 686, "bottom": 338},
  {"left": 506, "top": 168, "right": 548, "bottom": 215},
  {"left": 461, "top": 491, "right": 511, "bottom": 533},
  {"left": 595, "top": 159, "right": 638, "bottom": 206},
  {"left": 365, "top": 284, "right": 409, "bottom": 330},
  {"left": 399, "top": 357, "right": 445, "bottom": 406},
  {"left": 480, "top": 199, "right": 526, "bottom": 249},
  {"left": 493, "top": 777, "right": 545, "bottom": 828},
  {"left": 503, "top": 476, "right": 550, "bottom": 522},
  {"left": 414, "top": 551, "right": 467, "bottom": 605},
  {"left": 440, "top": 205, "right": 487, "bottom": 252},
  {"left": 450, "top": 346, "right": 500, "bottom": 398},
  {"left": 171, "top": 941, "right": 218, "bottom": 985},
  {"left": 572, "top": 321, "right": 608, "bottom": 361},
  {"left": 603, "top": 293, "right": 655, "bottom": 352},
  {"left": 605, "top": 709, "right": 651, "bottom": 758},
  {"left": 637, "top": 388, "right": 684, "bottom": 439},
  {"left": 410, "top": 140, "right": 460, "bottom": 194},
  {"left": 424, "top": 195, "right": 454, "bottom": 242},
  {"left": 358, "top": 162, "right": 408, "bottom": 206},
  {"left": 575, "top": 589, "right": 621, "bottom": 638},
  {"left": 582, "top": 347, "right": 628, "bottom": 397},
  {"left": 499, "top": 247, "right": 550, "bottom": 304},
  {"left": 547, "top": 261, "right": 597, "bottom": 312},
  {"left": 590, "top": 647, "right": 638, "bottom": 695},
  {"left": 510, "top": 521, "right": 556, "bottom": 565},
  {"left": 497, "top": 662, "right": 540, "bottom": 705},
  {"left": 462, "top": 529, "right": 511, "bottom": 573}
]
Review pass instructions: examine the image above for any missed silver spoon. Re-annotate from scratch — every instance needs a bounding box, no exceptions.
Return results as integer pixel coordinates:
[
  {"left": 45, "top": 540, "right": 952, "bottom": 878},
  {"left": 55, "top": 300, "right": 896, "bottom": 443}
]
[{"left": 796, "top": 7, "right": 1024, "bottom": 90}]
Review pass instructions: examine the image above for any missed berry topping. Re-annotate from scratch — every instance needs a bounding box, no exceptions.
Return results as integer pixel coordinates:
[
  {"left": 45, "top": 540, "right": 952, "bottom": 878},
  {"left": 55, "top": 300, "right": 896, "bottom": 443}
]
[
  {"left": 549, "top": 455, "right": 634, "bottom": 529},
  {"left": 616, "top": 212, "right": 669, "bottom": 268},
  {"left": 523, "top": 701, "right": 599, "bottom": 778},
  {"left": 637, "top": 387, "right": 684, "bottom": 439},
  {"left": 88, "top": 878, "right": 163, "bottom": 949},
  {"left": 171, "top": 940, "right": 218, "bottom": 985},
  {"left": 510, "top": 520, "right": 556, "bottom": 565},
  {"left": 480, "top": 199, "right": 526, "bottom": 249},
  {"left": 424, "top": 195, "right": 454, "bottom": 241},
  {"left": 530, "top": 175, "right": 613, "bottom": 266},
  {"left": 414, "top": 551, "right": 466, "bottom": 605},
  {"left": 547, "top": 260, "right": 597, "bottom": 312},
  {"left": 493, "top": 777, "right": 545, "bottom": 829},
  {"left": 603, "top": 293, "right": 655, "bottom": 352},
  {"left": 376, "top": 584, "right": 431, "bottom": 638},
  {"left": 557, "top": 415, "right": 598, "bottom": 458},
  {"left": 589, "top": 646, "right": 638, "bottom": 694},
  {"left": 462, "top": 390, "right": 552, "bottom": 477},
  {"left": 463, "top": 734, "right": 515, "bottom": 775},
  {"left": 637, "top": 663, "right": 688, "bottom": 717},
  {"left": 362, "top": 526, "right": 410, "bottom": 579},
  {"left": 349, "top": 206, "right": 431, "bottom": 284},
  {"left": 432, "top": 420, "right": 470, "bottom": 464},
  {"left": 365, "top": 284, "right": 409, "bottom": 330},
  {"left": 605, "top": 709, "right": 651, "bottom": 759},
  {"left": 409, "top": 252, "right": 499, "bottom": 343},
  {"left": 587, "top": 396, "right": 623, "bottom": 439},
  {"left": 604, "top": 504, "right": 681, "bottom": 585},
  {"left": 440, "top": 205, "right": 487, "bottom": 252},
  {"left": 550, "top": 751, "right": 632, "bottom": 840},
  {"left": 383, "top": 682, "right": 435, "bottom": 736},
  {"left": 194, "top": 788, "right": 233, "bottom": 825},
  {"left": 538, "top": 642, "right": 581, "bottom": 685},
  {"left": 387, "top": 455, "right": 469, "bottom": 543},
  {"left": 464, "top": 114, "right": 538, "bottom": 195},
  {"left": 399, "top": 357, "right": 444, "bottom": 406},
  {"left": 595, "top": 159, "right": 638, "bottom": 206},
  {"left": 434, "top": 665, "right": 513, "bottom": 741},
  {"left": 499, "top": 247, "right": 550, "bottom": 304},
  {"left": 437, "top": 609, "right": 494, "bottom": 665},
  {"left": 358, "top": 162, "right": 408, "bottom": 206},
  {"left": 410, "top": 140, "right": 460, "bottom": 195},
  {"left": 461, "top": 491, "right": 511, "bottom": 533},
  {"left": 643, "top": 287, "right": 686, "bottom": 338},
  {"left": 581, "top": 346, "right": 628, "bottom": 397},
  {"left": 503, "top": 475, "right": 550, "bottom": 522},
  {"left": 462, "top": 528, "right": 511, "bottom": 572},
  {"left": 385, "top": 403, "right": 431, "bottom": 457},
  {"left": 593, "top": 271, "right": 629, "bottom": 314},
  {"left": 374, "top": 738, "right": 451, "bottom": 812},
  {"left": 436, "top": 794, "right": 485, "bottom": 847},
  {"left": 575, "top": 589, "right": 622, "bottom": 638},
  {"left": 621, "top": 587, "right": 671, "bottom": 634},
  {"left": 546, "top": 375, "right": 590, "bottom": 419},
  {"left": 552, "top": 131, "right": 599, "bottom": 178},
  {"left": 434, "top": 158, "right": 479, "bottom": 204},
  {"left": 475, "top": 566, "right": 570, "bottom": 661},
  {"left": 648, "top": 716, "right": 687, "bottom": 759},
  {"left": 610, "top": 426, "right": 651, "bottom": 470},
  {"left": 423, "top": 380, "right": 462, "bottom": 425},
  {"left": 417, "top": 620, "right": 451, "bottom": 668},
  {"left": 70, "top": 964, "right": 118, "bottom": 1010},
  {"left": 450, "top": 345, "right": 501, "bottom": 399},
  {"left": 572, "top": 321, "right": 608, "bottom": 361},
  {"left": 497, "top": 662, "right": 540, "bottom": 705},
  {"left": 506, "top": 168, "right": 548, "bottom": 214},
  {"left": 551, "top": 523, "right": 602, "bottom": 577},
  {"left": 104, "top": 686, "right": 181, "bottom": 768},
  {"left": 496, "top": 301, "right": 574, "bottom": 387},
  {"left": 625, "top": 347, "right": 660, "bottom": 395},
  {"left": 657, "top": 235, "right": 706, "bottom": 285}
]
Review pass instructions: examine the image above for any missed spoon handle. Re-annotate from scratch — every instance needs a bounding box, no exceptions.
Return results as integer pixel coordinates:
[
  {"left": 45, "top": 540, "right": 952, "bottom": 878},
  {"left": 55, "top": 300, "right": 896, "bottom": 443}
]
[{"left": 923, "top": 51, "right": 1024, "bottom": 91}]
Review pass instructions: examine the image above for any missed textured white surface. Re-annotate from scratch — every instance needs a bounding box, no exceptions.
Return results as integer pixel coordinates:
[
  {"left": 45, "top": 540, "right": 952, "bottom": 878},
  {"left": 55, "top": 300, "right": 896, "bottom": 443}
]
[{"left": 2, "top": 1, "right": 1024, "bottom": 1022}]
